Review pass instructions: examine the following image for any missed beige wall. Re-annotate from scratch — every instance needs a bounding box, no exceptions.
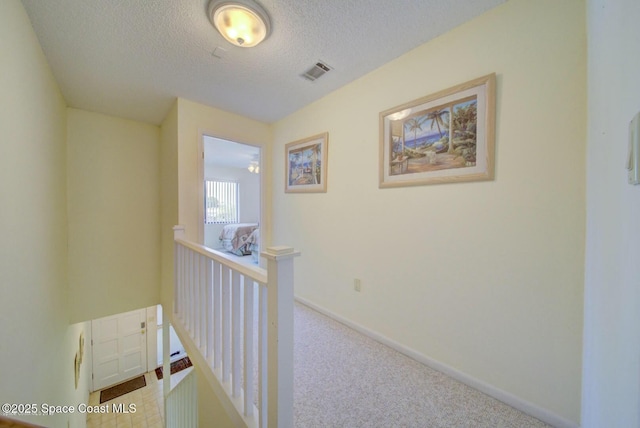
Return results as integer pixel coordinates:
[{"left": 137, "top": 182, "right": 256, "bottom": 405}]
[
  {"left": 0, "top": 2, "right": 90, "bottom": 427},
  {"left": 160, "top": 101, "right": 179, "bottom": 313},
  {"left": 582, "top": 0, "right": 640, "bottom": 426},
  {"left": 67, "top": 108, "right": 160, "bottom": 323},
  {"left": 174, "top": 98, "right": 272, "bottom": 243},
  {"left": 194, "top": 365, "right": 236, "bottom": 428},
  {"left": 272, "top": 0, "right": 585, "bottom": 424}
]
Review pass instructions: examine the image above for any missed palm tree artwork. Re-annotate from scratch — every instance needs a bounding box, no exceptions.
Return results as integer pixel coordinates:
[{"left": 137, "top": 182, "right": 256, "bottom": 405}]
[
  {"left": 311, "top": 143, "right": 321, "bottom": 184},
  {"left": 393, "top": 100, "right": 476, "bottom": 174},
  {"left": 425, "top": 109, "right": 452, "bottom": 154},
  {"left": 288, "top": 145, "right": 322, "bottom": 186},
  {"left": 426, "top": 109, "right": 449, "bottom": 139},
  {"left": 404, "top": 116, "right": 428, "bottom": 152},
  {"left": 451, "top": 99, "right": 478, "bottom": 164},
  {"left": 289, "top": 151, "right": 303, "bottom": 185},
  {"left": 381, "top": 74, "right": 493, "bottom": 187}
]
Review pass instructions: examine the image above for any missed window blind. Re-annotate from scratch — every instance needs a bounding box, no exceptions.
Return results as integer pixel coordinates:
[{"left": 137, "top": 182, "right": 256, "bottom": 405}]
[{"left": 205, "top": 180, "right": 239, "bottom": 224}]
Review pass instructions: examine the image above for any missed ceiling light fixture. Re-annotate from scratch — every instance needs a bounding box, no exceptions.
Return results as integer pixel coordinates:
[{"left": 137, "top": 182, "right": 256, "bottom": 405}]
[
  {"left": 208, "top": 0, "right": 271, "bottom": 48},
  {"left": 248, "top": 161, "right": 260, "bottom": 174}
]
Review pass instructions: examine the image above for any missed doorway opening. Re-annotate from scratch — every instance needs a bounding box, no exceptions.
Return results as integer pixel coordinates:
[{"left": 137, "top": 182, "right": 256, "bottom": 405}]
[{"left": 201, "top": 135, "right": 262, "bottom": 266}]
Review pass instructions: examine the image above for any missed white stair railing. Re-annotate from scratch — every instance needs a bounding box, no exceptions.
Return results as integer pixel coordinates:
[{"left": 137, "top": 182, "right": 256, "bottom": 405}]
[
  {"left": 170, "top": 225, "right": 299, "bottom": 428},
  {"left": 165, "top": 368, "right": 197, "bottom": 428}
]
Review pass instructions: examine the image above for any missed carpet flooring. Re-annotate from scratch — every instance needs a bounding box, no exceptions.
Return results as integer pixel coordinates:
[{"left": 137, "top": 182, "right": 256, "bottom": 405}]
[
  {"left": 293, "top": 302, "right": 551, "bottom": 428},
  {"left": 99, "top": 375, "right": 146, "bottom": 404},
  {"left": 155, "top": 356, "right": 192, "bottom": 380}
]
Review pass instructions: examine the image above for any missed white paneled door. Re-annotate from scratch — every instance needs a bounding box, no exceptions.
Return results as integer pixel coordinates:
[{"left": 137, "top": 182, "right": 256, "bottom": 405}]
[{"left": 92, "top": 308, "right": 147, "bottom": 391}]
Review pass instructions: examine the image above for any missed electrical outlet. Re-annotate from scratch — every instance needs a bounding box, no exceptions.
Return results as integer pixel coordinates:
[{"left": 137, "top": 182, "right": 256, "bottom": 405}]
[{"left": 354, "top": 278, "right": 362, "bottom": 292}]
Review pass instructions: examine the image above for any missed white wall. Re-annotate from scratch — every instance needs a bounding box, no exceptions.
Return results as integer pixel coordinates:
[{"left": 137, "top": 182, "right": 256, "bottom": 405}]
[
  {"left": 67, "top": 108, "right": 161, "bottom": 323},
  {"left": 272, "top": 0, "right": 585, "bottom": 425},
  {"left": 0, "top": 2, "right": 90, "bottom": 427},
  {"left": 582, "top": 0, "right": 640, "bottom": 426},
  {"left": 204, "top": 165, "right": 261, "bottom": 249}
]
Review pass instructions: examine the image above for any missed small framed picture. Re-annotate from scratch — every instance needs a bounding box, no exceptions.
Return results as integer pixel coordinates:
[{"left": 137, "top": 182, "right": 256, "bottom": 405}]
[
  {"left": 379, "top": 74, "right": 496, "bottom": 187},
  {"left": 285, "top": 132, "right": 329, "bottom": 193}
]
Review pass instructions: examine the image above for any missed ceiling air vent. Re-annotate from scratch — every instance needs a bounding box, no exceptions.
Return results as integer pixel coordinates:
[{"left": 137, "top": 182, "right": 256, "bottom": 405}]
[{"left": 301, "top": 61, "right": 332, "bottom": 82}]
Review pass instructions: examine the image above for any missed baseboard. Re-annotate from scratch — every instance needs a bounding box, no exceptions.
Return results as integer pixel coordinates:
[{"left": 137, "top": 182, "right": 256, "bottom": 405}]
[{"left": 295, "top": 296, "right": 579, "bottom": 428}]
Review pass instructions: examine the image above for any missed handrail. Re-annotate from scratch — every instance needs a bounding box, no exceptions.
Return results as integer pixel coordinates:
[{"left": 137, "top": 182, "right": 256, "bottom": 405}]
[
  {"left": 174, "top": 237, "right": 267, "bottom": 285},
  {"left": 169, "top": 225, "right": 299, "bottom": 428}
]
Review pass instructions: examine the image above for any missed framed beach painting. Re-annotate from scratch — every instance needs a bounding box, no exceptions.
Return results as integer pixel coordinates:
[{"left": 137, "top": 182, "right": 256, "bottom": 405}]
[
  {"left": 379, "top": 73, "right": 496, "bottom": 188},
  {"left": 285, "top": 133, "right": 328, "bottom": 193}
]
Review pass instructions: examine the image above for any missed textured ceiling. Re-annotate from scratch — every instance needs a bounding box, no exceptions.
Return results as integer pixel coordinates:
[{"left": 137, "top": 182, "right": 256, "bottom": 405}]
[{"left": 21, "top": 0, "right": 505, "bottom": 125}]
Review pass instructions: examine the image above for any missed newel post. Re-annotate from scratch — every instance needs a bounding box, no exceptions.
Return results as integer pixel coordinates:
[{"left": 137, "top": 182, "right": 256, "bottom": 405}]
[
  {"left": 262, "top": 246, "right": 300, "bottom": 428},
  {"left": 173, "top": 225, "right": 186, "bottom": 312},
  {"left": 173, "top": 224, "right": 186, "bottom": 240}
]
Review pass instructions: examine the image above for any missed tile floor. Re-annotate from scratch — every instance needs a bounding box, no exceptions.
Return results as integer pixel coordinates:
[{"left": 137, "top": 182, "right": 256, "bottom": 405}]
[{"left": 86, "top": 372, "right": 164, "bottom": 428}]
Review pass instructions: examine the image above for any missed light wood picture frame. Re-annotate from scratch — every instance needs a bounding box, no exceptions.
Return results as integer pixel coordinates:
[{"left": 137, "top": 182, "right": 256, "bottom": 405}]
[
  {"left": 285, "top": 132, "right": 329, "bottom": 193},
  {"left": 379, "top": 74, "right": 496, "bottom": 187}
]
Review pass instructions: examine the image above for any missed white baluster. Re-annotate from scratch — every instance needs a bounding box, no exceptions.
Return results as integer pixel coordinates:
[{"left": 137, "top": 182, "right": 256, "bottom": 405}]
[
  {"left": 191, "top": 250, "right": 196, "bottom": 340},
  {"left": 222, "top": 265, "right": 231, "bottom": 382},
  {"left": 178, "top": 245, "right": 184, "bottom": 318},
  {"left": 244, "top": 279, "right": 255, "bottom": 416},
  {"left": 187, "top": 249, "right": 193, "bottom": 335},
  {"left": 199, "top": 253, "right": 206, "bottom": 351},
  {"left": 189, "top": 250, "right": 198, "bottom": 340},
  {"left": 180, "top": 245, "right": 185, "bottom": 321},
  {"left": 258, "top": 282, "right": 267, "bottom": 428},
  {"left": 173, "top": 226, "right": 185, "bottom": 317},
  {"left": 206, "top": 258, "right": 213, "bottom": 363},
  {"left": 232, "top": 270, "right": 241, "bottom": 397},
  {"left": 194, "top": 252, "right": 201, "bottom": 347},
  {"left": 213, "top": 260, "right": 222, "bottom": 370}
]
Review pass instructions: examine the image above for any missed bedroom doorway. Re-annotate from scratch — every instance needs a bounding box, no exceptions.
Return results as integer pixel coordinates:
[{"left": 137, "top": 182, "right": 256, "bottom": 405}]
[{"left": 200, "top": 135, "right": 263, "bottom": 265}]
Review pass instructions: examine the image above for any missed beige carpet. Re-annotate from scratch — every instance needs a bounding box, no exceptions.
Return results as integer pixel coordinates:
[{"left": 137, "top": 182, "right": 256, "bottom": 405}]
[{"left": 293, "top": 302, "right": 551, "bottom": 428}]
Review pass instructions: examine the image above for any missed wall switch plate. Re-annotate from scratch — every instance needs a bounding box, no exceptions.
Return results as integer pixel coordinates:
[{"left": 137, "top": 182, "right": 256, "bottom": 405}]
[{"left": 354, "top": 279, "right": 362, "bottom": 292}]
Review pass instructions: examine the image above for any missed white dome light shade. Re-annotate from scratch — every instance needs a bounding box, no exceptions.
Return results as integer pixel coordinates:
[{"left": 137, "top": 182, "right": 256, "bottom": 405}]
[{"left": 208, "top": 0, "right": 271, "bottom": 48}]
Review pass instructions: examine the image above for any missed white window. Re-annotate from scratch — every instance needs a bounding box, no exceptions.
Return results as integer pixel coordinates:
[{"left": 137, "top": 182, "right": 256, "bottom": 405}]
[{"left": 205, "top": 179, "right": 239, "bottom": 224}]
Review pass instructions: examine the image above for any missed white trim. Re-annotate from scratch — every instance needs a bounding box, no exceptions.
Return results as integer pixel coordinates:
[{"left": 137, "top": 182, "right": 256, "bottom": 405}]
[
  {"left": 198, "top": 131, "right": 205, "bottom": 244},
  {"left": 295, "top": 296, "right": 580, "bottom": 428}
]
